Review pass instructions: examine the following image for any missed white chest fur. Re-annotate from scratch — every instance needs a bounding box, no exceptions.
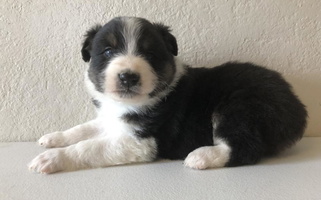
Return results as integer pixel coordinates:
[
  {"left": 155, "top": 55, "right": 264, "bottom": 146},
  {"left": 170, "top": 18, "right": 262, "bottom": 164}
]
[{"left": 96, "top": 99, "right": 141, "bottom": 138}]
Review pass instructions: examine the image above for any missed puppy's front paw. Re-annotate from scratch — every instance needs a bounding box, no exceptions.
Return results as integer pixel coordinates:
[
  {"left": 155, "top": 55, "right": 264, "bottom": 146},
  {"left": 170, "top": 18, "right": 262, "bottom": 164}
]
[
  {"left": 28, "top": 149, "right": 67, "bottom": 174},
  {"left": 38, "top": 131, "right": 65, "bottom": 148}
]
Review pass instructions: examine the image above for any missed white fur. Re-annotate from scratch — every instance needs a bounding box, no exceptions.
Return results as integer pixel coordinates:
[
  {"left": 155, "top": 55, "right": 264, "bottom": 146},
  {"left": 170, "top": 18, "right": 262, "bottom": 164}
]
[
  {"left": 29, "top": 136, "right": 156, "bottom": 174},
  {"left": 104, "top": 55, "right": 157, "bottom": 104},
  {"left": 29, "top": 107, "right": 157, "bottom": 173},
  {"left": 121, "top": 17, "right": 141, "bottom": 55},
  {"left": 38, "top": 120, "right": 103, "bottom": 148},
  {"left": 184, "top": 138, "right": 231, "bottom": 169},
  {"left": 28, "top": 87, "right": 159, "bottom": 173}
]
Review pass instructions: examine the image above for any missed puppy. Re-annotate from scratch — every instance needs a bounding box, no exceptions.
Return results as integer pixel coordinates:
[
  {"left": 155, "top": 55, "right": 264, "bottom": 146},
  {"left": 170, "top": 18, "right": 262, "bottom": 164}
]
[{"left": 28, "top": 16, "right": 307, "bottom": 174}]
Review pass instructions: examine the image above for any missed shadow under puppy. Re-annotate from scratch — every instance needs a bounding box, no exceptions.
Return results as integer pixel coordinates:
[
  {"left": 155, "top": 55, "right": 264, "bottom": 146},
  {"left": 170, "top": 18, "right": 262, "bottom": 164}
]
[{"left": 28, "top": 16, "right": 307, "bottom": 174}]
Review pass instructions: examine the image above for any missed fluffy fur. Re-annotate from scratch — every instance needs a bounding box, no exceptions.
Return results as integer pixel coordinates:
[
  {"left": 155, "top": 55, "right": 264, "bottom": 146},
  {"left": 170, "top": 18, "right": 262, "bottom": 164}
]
[{"left": 28, "top": 17, "right": 307, "bottom": 174}]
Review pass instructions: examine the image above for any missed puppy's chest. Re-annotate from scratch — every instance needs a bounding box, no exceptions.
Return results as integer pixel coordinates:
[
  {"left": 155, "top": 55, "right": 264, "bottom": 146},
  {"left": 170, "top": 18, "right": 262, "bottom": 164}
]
[
  {"left": 96, "top": 107, "right": 157, "bottom": 138},
  {"left": 96, "top": 93, "right": 184, "bottom": 138}
]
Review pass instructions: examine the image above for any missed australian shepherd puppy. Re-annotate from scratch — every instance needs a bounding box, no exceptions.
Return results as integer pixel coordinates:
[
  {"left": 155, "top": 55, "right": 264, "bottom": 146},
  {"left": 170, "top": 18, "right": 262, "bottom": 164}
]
[{"left": 28, "top": 17, "right": 307, "bottom": 174}]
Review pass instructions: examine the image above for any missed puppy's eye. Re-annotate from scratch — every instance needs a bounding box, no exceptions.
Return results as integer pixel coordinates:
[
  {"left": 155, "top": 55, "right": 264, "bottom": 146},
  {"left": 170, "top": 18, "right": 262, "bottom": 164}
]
[
  {"left": 104, "top": 47, "right": 114, "bottom": 57},
  {"left": 147, "top": 52, "right": 157, "bottom": 60}
]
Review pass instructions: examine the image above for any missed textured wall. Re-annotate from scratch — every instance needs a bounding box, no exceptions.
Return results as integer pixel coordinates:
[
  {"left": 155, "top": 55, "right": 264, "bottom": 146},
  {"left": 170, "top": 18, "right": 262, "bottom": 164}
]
[{"left": 1, "top": 0, "right": 320, "bottom": 141}]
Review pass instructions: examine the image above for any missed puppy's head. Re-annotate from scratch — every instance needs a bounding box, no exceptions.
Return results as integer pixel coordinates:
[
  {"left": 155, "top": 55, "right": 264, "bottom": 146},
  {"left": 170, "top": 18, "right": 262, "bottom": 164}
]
[{"left": 82, "top": 17, "right": 178, "bottom": 105}]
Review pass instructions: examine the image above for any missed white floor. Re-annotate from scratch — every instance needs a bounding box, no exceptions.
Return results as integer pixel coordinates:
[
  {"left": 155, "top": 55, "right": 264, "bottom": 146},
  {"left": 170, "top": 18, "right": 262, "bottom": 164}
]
[{"left": 1, "top": 137, "right": 320, "bottom": 200}]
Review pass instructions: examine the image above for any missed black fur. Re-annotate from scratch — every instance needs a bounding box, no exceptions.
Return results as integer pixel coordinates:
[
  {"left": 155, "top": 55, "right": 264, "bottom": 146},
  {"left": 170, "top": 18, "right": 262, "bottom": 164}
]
[
  {"left": 81, "top": 25, "right": 102, "bottom": 62},
  {"left": 152, "top": 23, "right": 178, "bottom": 56},
  {"left": 91, "top": 98, "right": 101, "bottom": 108},
  {"left": 122, "top": 63, "right": 307, "bottom": 166},
  {"left": 83, "top": 17, "right": 307, "bottom": 167}
]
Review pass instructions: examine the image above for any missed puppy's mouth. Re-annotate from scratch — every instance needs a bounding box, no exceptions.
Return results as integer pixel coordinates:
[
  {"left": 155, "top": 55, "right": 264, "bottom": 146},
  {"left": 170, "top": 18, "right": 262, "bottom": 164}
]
[
  {"left": 116, "top": 88, "right": 140, "bottom": 98},
  {"left": 107, "top": 86, "right": 145, "bottom": 100}
]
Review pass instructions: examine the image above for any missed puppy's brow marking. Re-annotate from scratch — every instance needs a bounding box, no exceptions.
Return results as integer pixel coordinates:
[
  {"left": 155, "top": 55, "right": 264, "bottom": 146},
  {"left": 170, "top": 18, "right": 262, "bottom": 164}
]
[{"left": 121, "top": 17, "right": 142, "bottom": 55}]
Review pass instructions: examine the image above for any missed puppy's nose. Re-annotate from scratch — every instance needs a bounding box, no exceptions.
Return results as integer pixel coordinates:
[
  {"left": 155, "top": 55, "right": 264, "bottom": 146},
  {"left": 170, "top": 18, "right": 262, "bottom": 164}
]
[{"left": 118, "top": 72, "right": 140, "bottom": 88}]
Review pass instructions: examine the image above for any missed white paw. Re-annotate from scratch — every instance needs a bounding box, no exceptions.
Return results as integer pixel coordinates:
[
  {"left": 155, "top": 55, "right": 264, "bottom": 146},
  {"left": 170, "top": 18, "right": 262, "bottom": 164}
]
[
  {"left": 38, "top": 131, "right": 65, "bottom": 148},
  {"left": 184, "top": 148, "right": 211, "bottom": 170},
  {"left": 184, "top": 146, "right": 229, "bottom": 170},
  {"left": 28, "top": 149, "right": 67, "bottom": 174}
]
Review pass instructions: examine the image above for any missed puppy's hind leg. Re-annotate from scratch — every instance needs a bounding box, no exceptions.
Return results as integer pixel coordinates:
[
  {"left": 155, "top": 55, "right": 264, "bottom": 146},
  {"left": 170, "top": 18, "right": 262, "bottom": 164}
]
[
  {"left": 38, "top": 120, "right": 103, "bottom": 148},
  {"left": 184, "top": 110, "right": 264, "bottom": 170},
  {"left": 184, "top": 139, "right": 231, "bottom": 170}
]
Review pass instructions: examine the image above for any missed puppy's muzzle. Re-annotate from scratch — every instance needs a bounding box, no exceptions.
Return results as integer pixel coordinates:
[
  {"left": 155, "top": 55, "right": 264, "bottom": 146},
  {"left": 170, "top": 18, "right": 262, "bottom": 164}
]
[{"left": 118, "top": 71, "right": 140, "bottom": 89}]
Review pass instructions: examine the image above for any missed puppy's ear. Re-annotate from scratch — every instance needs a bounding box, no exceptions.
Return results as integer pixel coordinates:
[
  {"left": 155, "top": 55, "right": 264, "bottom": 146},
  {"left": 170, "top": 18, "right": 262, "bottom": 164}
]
[
  {"left": 81, "top": 25, "right": 102, "bottom": 62},
  {"left": 153, "top": 23, "right": 178, "bottom": 56}
]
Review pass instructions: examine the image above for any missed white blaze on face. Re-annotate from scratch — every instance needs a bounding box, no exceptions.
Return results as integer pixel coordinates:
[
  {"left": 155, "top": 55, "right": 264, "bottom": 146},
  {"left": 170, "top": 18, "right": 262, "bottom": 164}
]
[
  {"left": 104, "top": 55, "right": 157, "bottom": 103},
  {"left": 101, "top": 17, "right": 158, "bottom": 104},
  {"left": 121, "top": 17, "right": 142, "bottom": 55}
]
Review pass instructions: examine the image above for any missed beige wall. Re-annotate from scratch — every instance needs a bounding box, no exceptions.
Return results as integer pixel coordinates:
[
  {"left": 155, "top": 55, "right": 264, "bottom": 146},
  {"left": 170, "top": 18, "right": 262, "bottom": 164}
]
[{"left": 1, "top": 0, "right": 320, "bottom": 141}]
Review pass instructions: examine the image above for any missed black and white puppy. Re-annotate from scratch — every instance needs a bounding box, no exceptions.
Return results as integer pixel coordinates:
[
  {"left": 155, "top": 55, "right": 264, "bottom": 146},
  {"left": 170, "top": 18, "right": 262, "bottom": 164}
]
[{"left": 28, "top": 17, "right": 307, "bottom": 174}]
